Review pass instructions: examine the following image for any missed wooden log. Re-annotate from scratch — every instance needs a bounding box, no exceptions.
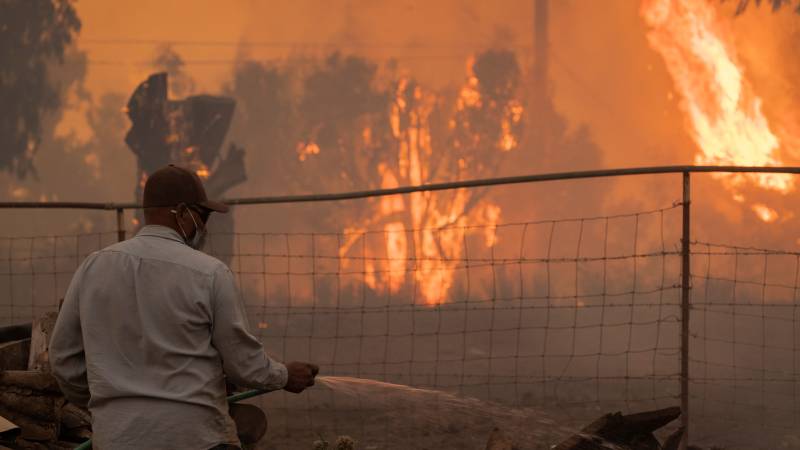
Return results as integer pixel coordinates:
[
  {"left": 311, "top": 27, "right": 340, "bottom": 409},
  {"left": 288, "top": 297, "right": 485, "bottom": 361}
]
[
  {"left": 0, "top": 371, "right": 60, "bottom": 393},
  {"left": 0, "top": 339, "right": 31, "bottom": 371},
  {"left": 0, "top": 389, "right": 63, "bottom": 422},
  {"left": 12, "top": 438, "right": 51, "bottom": 449},
  {"left": 602, "top": 407, "right": 681, "bottom": 439},
  {"left": 60, "top": 425, "right": 91, "bottom": 442},
  {"left": 0, "top": 408, "right": 58, "bottom": 442},
  {"left": 59, "top": 404, "right": 90, "bottom": 430},
  {"left": 485, "top": 427, "right": 515, "bottom": 450},
  {"left": 0, "top": 324, "right": 31, "bottom": 344},
  {"left": 27, "top": 313, "right": 57, "bottom": 372},
  {"left": 552, "top": 433, "right": 618, "bottom": 450},
  {"left": 553, "top": 407, "right": 682, "bottom": 450},
  {"left": 59, "top": 404, "right": 91, "bottom": 444}
]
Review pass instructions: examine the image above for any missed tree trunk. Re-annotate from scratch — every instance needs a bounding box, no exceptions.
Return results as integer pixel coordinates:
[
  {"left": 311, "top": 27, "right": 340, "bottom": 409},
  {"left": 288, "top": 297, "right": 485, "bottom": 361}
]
[
  {"left": 0, "top": 388, "right": 63, "bottom": 423},
  {"left": 0, "top": 408, "right": 58, "bottom": 442},
  {"left": 0, "top": 371, "right": 60, "bottom": 393},
  {"left": 0, "top": 339, "right": 31, "bottom": 370}
]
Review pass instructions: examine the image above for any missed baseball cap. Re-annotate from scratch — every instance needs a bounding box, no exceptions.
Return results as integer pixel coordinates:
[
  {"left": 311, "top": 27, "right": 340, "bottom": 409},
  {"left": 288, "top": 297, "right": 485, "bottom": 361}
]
[{"left": 142, "top": 164, "right": 229, "bottom": 213}]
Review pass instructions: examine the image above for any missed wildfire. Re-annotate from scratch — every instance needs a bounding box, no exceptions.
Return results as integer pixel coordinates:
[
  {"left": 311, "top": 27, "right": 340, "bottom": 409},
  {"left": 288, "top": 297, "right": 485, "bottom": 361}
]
[
  {"left": 334, "top": 56, "right": 521, "bottom": 305},
  {"left": 642, "top": 0, "right": 794, "bottom": 221}
]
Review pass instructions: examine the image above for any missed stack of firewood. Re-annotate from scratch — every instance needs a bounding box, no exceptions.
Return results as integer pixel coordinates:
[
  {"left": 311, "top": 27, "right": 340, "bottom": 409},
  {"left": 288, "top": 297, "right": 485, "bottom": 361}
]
[{"left": 0, "top": 313, "right": 91, "bottom": 449}]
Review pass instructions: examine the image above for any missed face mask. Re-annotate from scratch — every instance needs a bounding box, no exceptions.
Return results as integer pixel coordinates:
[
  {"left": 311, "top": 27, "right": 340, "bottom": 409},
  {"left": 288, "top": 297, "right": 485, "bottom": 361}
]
[{"left": 172, "top": 208, "right": 206, "bottom": 250}]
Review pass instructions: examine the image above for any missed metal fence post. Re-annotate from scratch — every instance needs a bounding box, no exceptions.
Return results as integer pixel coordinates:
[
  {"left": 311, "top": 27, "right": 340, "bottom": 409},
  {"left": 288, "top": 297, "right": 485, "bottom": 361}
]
[
  {"left": 680, "top": 172, "right": 691, "bottom": 450},
  {"left": 116, "top": 208, "right": 126, "bottom": 242}
]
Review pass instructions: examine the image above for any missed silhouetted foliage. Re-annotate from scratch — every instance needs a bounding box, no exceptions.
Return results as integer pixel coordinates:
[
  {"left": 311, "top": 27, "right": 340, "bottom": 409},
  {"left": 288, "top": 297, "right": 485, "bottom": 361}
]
[
  {"left": 0, "top": 0, "right": 81, "bottom": 178},
  {"left": 450, "top": 50, "right": 523, "bottom": 175},
  {"left": 729, "top": 0, "right": 800, "bottom": 14},
  {"left": 226, "top": 50, "right": 525, "bottom": 229}
]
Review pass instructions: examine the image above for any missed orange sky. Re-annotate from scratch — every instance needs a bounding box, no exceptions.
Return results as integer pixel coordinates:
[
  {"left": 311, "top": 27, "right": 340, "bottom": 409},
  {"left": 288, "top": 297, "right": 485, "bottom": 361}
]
[
  {"left": 48, "top": 1, "right": 800, "bottom": 188},
  {"left": 3, "top": 0, "right": 799, "bottom": 242},
  {"left": 76, "top": 0, "right": 537, "bottom": 96}
]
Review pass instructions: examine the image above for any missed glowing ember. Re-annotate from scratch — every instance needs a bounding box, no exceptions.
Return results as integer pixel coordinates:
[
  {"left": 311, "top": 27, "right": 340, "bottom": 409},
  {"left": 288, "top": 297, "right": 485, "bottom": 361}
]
[
  {"left": 297, "top": 142, "right": 321, "bottom": 161},
  {"left": 83, "top": 153, "right": 101, "bottom": 179},
  {"left": 751, "top": 203, "right": 778, "bottom": 223},
  {"left": 195, "top": 166, "right": 210, "bottom": 179},
  {"left": 642, "top": 0, "right": 794, "bottom": 202},
  {"left": 10, "top": 187, "right": 29, "bottom": 199}
]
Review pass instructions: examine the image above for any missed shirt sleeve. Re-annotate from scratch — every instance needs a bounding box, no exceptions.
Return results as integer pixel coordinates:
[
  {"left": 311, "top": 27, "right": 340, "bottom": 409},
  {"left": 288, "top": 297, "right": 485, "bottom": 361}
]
[
  {"left": 50, "top": 260, "right": 91, "bottom": 407},
  {"left": 210, "top": 265, "right": 287, "bottom": 391}
]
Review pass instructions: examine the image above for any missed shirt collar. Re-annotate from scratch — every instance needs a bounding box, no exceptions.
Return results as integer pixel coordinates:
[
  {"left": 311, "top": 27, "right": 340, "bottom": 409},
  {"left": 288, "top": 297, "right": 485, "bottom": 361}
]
[{"left": 137, "top": 225, "right": 186, "bottom": 244}]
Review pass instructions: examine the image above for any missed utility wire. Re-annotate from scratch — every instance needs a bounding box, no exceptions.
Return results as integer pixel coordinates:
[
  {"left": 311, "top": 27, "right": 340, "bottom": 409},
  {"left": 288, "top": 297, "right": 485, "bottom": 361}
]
[{"left": 81, "top": 38, "right": 534, "bottom": 50}]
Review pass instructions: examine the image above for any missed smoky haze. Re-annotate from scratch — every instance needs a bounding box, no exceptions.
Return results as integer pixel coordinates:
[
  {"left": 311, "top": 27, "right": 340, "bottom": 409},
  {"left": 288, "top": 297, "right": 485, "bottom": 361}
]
[{"left": 2, "top": 1, "right": 800, "bottom": 449}]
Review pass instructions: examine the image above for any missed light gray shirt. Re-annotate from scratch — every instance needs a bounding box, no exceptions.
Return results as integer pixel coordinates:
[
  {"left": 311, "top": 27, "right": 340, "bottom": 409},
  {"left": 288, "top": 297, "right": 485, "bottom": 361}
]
[{"left": 50, "top": 225, "right": 287, "bottom": 450}]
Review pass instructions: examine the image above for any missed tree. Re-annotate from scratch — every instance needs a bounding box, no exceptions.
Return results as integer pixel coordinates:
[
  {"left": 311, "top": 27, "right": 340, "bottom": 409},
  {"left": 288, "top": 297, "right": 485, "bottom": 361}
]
[
  {"left": 0, "top": 0, "right": 81, "bottom": 178},
  {"left": 225, "top": 50, "right": 526, "bottom": 303}
]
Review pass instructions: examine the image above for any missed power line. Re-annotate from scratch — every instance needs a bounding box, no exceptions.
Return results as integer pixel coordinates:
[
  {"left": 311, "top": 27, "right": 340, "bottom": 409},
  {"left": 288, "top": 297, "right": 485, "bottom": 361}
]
[
  {"left": 85, "top": 53, "right": 478, "bottom": 67},
  {"left": 81, "top": 38, "right": 534, "bottom": 50}
]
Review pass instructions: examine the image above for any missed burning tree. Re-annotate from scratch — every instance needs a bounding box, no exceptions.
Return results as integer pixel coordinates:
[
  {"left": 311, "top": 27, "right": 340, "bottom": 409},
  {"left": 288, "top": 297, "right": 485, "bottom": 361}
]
[{"left": 227, "top": 50, "right": 524, "bottom": 304}]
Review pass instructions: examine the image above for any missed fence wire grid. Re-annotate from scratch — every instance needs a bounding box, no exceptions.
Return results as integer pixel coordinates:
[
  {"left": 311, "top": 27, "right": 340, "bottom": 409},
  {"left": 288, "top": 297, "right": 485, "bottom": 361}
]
[{"left": 3, "top": 197, "right": 800, "bottom": 448}]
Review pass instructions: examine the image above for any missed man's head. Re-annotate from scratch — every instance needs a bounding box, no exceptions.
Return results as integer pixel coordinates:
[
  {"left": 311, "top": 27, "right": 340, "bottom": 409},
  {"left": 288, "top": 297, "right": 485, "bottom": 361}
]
[{"left": 142, "top": 165, "right": 229, "bottom": 248}]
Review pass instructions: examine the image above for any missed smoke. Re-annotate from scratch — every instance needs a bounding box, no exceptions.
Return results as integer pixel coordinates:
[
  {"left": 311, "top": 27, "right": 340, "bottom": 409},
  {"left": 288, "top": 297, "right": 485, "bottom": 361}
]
[{"left": 1, "top": 2, "right": 799, "bottom": 446}]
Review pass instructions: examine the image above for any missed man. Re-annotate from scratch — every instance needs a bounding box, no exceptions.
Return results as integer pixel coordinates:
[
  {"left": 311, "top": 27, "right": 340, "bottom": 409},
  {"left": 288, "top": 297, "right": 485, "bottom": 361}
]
[{"left": 50, "top": 164, "right": 318, "bottom": 449}]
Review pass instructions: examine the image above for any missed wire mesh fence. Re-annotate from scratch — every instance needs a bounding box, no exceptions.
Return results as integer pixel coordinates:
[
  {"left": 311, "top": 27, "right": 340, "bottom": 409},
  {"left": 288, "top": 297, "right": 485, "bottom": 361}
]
[
  {"left": 207, "top": 204, "right": 688, "bottom": 448},
  {"left": 0, "top": 204, "right": 689, "bottom": 447},
  {"left": 4, "top": 167, "right": 800, "bottom": 448},
  {"left": 689, "top": 242, "right": 800, "bottom": 445},
  {"left": 0, "top": 232, "right": 119, "bottom": 327}
]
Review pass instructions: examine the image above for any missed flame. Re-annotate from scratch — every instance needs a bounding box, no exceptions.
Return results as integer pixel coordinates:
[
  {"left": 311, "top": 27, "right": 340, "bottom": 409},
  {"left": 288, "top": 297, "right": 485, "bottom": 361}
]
[
  {"left": 10, "top": 187, "right": 29, "bottom": 200},
  {"left": 83, "top": 152, "right": 101, "bottom": 179},
  {"left": 297, "top": 142, "right": 321, "bottom": 161},
  {"left": 384, "top": 221, "right": 408, "bottom": 293},
  {"left": 339, "top": 58, "right": 514, "bottom": 305},
  {"left": 195, "top": 164, "right": 210, "bottom": 179},
  {"left": 751, "top": 203, "right": 778, "bottom": 223},
  {"left": 457, "top": 76, "right": 481, "bottom": 110},
  {"left": 642, "top": 0, "right": 794, "bottom": 202}
]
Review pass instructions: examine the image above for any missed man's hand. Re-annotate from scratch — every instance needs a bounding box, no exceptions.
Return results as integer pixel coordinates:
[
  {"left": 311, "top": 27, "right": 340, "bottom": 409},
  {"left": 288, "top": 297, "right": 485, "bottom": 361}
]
[{"left": 284, "top": 361, "right": 319, "bottom": 393}]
